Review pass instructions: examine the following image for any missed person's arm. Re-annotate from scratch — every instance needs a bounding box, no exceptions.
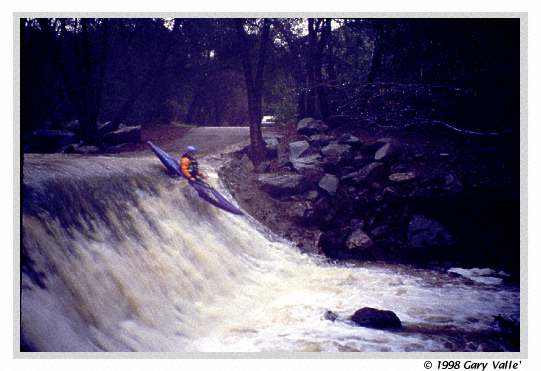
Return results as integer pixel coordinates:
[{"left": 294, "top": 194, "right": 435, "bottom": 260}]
[{"left": 180, "top": 157, "right": 195, "bottom": 181}]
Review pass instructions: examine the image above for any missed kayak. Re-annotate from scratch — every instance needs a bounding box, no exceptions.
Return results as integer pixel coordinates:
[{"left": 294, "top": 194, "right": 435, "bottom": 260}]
[{"left": 147, "top": 141, "right": 243, "bottom": 215}]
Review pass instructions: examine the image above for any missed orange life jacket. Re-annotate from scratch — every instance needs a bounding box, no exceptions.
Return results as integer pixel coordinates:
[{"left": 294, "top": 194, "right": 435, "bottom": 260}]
[{"left": 180, "top": 153, "right": 198, "bottom": 179}]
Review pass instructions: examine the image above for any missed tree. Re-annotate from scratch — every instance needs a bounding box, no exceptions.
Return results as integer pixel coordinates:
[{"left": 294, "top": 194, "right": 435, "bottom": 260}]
[{"left": 234, "top": 18, "right": 271, "bottom": 165}]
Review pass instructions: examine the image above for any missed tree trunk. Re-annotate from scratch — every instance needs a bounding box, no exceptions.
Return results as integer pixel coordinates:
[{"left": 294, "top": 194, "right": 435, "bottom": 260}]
[
  {"left": 235, "top": 19, "right": 270, "bottom": 166},
  {"left": 367, "top": 20, "right": 385, "bottom": 83}
]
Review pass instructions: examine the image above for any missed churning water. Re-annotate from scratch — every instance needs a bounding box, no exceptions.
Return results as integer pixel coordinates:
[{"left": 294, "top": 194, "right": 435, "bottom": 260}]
[{"left": 21, "top": 154, "right": 519, "bottom": 352}]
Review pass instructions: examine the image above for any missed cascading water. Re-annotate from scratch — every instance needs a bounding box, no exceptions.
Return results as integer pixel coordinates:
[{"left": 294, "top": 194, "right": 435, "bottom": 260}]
[{"left": 21, "top": 153, "right": 519, "bottom": 352}]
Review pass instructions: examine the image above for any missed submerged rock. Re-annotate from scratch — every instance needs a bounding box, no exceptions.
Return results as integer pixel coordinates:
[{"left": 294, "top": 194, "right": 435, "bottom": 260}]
[
  {"left": 324, "top": 310, "right": 338, "bottom": 322},
  {"left": 350, "top": 307, "right": 402, "bottom": 330}
]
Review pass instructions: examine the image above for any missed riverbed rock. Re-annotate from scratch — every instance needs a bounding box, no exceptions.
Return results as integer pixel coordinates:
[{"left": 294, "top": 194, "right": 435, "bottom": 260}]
[
  {"left": 103, "top": 125, "right": 141, "bottom": 144},
  {"left": 350, "top": 307, "right": 402, "bottom": 330},
  {"left": 346, "top": 229, "right": 373, "bottom": 250},
  {"left": 257, "top": 173, "right": 307, "bottom": 197},
  {"left": 297, "top": 117, "right": 328, "bottom": 135},
  {"left": 318, "top": 174, "right": 339, "bottom": 195},
  {"left": 407, "top": 214, "right": 455, "bottom": 249}
]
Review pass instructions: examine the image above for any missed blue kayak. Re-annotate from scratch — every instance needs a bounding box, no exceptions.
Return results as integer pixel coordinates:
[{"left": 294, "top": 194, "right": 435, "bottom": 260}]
[{"left": 147, "top": 141, "right": 243, "bottom": 215}]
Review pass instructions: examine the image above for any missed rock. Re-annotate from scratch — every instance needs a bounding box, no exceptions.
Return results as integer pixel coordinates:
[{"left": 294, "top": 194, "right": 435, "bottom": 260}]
[
  {"left": 289, "top": 140, "right": 311, "bottom": 160},
  {"left": 318, "top": 174, "right": 339, "bottom": 195},
  {"left": 97, "top": 121, "right": 118, "bottom": 136},
  {"left": 321, "top": 142, "right": 352, "bottom": 169},
  {"left": 305, "top": 190, "right": 319, "bottom": 201},
  {"left": 350, "top": 218, "right": 365, "bottom": 230},
  {"left": 354, "top": 162, "right": 387, "bottom": 184},
  {"left": 297, "top": 117, "right": 328, "bottom": 135},
  {"left": 350, "top": 307, "right": 402, "bottom": 330},
  {"left": 370, "top": 225, "right": 389, "bottom": 238},
  {"left": 374, "top": 142, "right": 399, "bottom": 161},
  {"left": 264, "top": 137, "right": 279, "bottom": 158},
  {"left": 352, "top": 154, "right": 366, "bottom": 167},
  {"left": 338, "top": 133, "right": 361, "bottom": 146},
  {"left": 289, "top": 201, "right": 314, "bottom": 224},
  {"left": 408, "top": 214, "right": 455, "bottom": 249},
  {"left": 389, "top": 171, "right": 416, "bottom": 182},
  {"left": 65, "top": 119, "right": 80, "bottom": 131},
  {"left": 308, "top": 134, "right": 335, "bottom": 147},
  {"left": 239, "top": 154, "right": 255, "bottom": 172},
  {"left": 31, "top": 129, "right": 78, "bottom": 153},
  {"left": 346, "top": 229, "right": 373, "bottom": 250},
  {"left": 321, "top": 142, "right": 352, "bottom": 159},
  {"left": 255, "top": 161, "right": 270, "bottom": 173},
  {"left": 376, "top": 137, "right": 393, "bottom": 144},
  {"left": 74, "top": 145, "right": 100, "bottom": 155},
  {"left": 102, "top": 125, "right": 141, "bottom": 144},
  {"left": 382, "top": 186, "right": 399, "bottom": 200},
  {"left": 60, "top": 143, "right": 77, "bottom": 153},
  {"left": 324, "top": 310, "right": 338, "bottom": 322},
  {"left": 444, "top": 173, "right": 463, "bottom": 193},
  {"left": 257, "top": 173, "right": 307, "bottom": 197}
]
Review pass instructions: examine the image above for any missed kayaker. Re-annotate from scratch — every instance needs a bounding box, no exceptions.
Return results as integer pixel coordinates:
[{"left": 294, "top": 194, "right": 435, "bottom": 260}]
[{"left": 180, "top": 146, "right": 206, "bottom": 182}]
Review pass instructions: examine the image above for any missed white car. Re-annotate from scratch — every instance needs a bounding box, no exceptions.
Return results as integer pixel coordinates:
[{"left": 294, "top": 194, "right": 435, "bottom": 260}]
[{"left": 261, "top": 115, "right": 277, "bottom": 126}]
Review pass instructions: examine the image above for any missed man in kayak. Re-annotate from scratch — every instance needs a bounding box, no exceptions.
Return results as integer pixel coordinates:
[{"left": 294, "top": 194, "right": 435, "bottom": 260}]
[{"left": 180, "top": 146, "right": 206, "bottom": 182}]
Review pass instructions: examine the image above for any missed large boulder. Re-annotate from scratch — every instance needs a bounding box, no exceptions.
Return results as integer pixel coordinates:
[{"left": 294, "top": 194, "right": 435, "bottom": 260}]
[
  {"left": 31, "top": 129, "right": 78, "bottom": 153},
  {"left": 289, "top": 140, "right": 311, "bottom": 160},
  {"left": 346, "top": 229, "right": 373, "bottom": 250},
  {"left": 291, "top": 154, "right": 324, "bottom": 181},
  {"left": 318, "top": 173, "right": 339, "bottom": 195},
  {"left": 297, "top": 117, "right": 328, "bottom": 135},
  {"left": 350, "top": 307, "right": 402, "bottom": 330},
  {"left": 257, "top": 173, "right": 308, "bottom": 197},
  {"left": 102, "top": 125, "right": 141, "bottom": 145},
  {"left": 407, "top": 214, "right": 455, "bottom": 249}
]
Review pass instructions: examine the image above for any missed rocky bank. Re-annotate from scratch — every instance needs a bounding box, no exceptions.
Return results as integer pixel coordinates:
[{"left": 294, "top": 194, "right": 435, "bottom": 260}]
[{"left": 221, "top": 117, "right": 519, "bottom": 277}]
